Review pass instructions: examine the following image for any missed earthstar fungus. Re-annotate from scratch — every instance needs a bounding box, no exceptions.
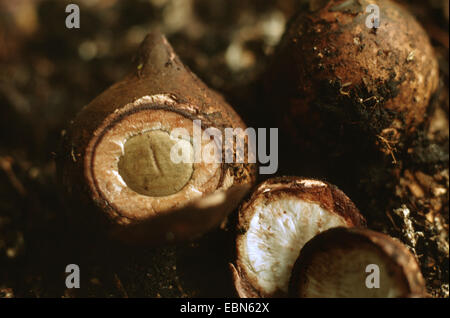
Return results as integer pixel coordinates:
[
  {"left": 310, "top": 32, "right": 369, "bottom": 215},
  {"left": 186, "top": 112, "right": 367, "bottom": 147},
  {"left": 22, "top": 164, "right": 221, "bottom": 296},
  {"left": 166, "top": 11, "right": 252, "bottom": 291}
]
[
  {"left": 58, "top": 32, "right": 256, "bottom": 244},
  {"left": 289, "top": 227, "right": 427, "bottom": 298},
  {"left": 265, "top": 0, "right": 439, "bottom": 156},
  {"left": 230, "top": 176, "right": 366, "bottom": 297}
]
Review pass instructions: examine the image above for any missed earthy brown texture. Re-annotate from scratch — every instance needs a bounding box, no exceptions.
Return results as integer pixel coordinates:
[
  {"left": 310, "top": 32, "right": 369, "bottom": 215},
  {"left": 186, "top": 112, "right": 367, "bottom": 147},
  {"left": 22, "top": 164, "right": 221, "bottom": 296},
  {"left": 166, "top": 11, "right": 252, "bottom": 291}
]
[
  {"left": 231, "top": 176, "right": 366, "bottom": 297},
  {"left": 58, "top": 32, "right": 257, "bottom": 244},
  {"left": 266, "top": 0, "right": 439, "bottom": 153},
  {"left": 290, "top": 227, "right": 427, "bottom": 297}
]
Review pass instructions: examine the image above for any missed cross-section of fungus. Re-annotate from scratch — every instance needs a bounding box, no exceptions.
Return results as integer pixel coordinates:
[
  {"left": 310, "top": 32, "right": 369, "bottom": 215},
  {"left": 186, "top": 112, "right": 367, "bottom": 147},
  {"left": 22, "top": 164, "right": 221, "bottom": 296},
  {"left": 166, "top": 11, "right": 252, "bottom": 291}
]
[
  {"left": 289, "top": 227, "right": 427, "bottom": 298},
  {"left": 58, "top": 32, "right": 257, "bottom": 244},
  {"left": 230, "top": 176, "right": 366, "bottom": 297}
]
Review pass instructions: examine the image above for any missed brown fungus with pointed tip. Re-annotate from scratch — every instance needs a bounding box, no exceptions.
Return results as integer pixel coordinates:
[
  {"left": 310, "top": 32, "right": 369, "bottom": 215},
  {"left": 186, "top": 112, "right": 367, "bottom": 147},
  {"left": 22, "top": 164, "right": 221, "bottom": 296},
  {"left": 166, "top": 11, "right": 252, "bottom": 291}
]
[
  {"left": 289, "top": 227, "right": 427, "bottom": 298},
  {"left": 58, "top": 32, "right": 257, "bottom": 245},
  {"left": 230, "top": 176, "right": 366, "bottom": 298},
  {"left": 265, "top": 0, "right": 439, "bottom": 159}
]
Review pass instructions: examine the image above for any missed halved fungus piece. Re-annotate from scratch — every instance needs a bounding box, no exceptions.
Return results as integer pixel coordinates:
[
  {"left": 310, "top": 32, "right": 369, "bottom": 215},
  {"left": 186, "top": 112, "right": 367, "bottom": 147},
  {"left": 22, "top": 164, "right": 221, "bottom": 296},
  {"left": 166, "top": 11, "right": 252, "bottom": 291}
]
[
  {"left": 58, "top": 32, "right": 257, "bottom": 244},
  {"left": 289, "top": 227, "right": 427, "bottom": 298},
  {"left": 231, "top": 176, "right": 366, "bottom": 297}
]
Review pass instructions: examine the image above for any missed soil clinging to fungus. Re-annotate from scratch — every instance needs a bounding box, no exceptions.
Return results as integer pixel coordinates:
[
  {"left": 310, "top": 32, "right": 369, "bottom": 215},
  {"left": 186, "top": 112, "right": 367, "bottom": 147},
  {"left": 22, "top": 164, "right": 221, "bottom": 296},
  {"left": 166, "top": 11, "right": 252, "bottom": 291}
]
[
  {"left": 289, "top": 227, "right": 427, "bottom": 298},
  {"left": 231, "top": 176, "right": 366, "bottom": 297},
  {"left": 58, "top": 32, "right": 257, "bottom": 245},
  {"left": 265, "top": 0, "right": 439, "bottom": 157}
]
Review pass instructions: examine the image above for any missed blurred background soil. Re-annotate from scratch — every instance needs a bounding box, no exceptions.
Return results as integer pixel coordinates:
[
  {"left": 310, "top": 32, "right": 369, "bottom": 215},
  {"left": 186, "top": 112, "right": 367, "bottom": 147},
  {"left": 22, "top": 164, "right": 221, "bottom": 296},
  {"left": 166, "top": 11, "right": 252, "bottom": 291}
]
[{"left": 0, "top": 0, "right": 448, "bottom": 297}]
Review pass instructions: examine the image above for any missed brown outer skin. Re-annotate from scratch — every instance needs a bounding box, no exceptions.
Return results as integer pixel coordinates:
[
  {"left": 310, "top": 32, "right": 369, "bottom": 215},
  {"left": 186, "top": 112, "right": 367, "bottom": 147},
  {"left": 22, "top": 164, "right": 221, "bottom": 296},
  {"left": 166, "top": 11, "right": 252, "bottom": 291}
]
[
  {"left": 289, "top": 227, "right": 427, "bottom": 298},
  {"left": 265, "top": 0, "right": 439, "bottom": 143},
  {"left": 231, "top": 176, "right": 366, "bottom": 298},
  {"left": 57, "top": 32, "right": 257, "bottom": 245}
]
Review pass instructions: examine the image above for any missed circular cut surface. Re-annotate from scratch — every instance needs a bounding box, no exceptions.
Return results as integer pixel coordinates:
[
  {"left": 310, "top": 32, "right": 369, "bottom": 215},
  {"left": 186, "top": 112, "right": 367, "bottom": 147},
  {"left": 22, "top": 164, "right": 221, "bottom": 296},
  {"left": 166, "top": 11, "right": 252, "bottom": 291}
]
[
  {"left": 297, "top": 242, "right": 408, "bottom": 297},
  {"left": 89, "top": 108, "right": 221, "bottom": 222},
  {"left": 118, "top": 130, "right": 193, "bottom": 197},
  {"left": 291, "top": 228, "right": 426, "bottom": 298}
]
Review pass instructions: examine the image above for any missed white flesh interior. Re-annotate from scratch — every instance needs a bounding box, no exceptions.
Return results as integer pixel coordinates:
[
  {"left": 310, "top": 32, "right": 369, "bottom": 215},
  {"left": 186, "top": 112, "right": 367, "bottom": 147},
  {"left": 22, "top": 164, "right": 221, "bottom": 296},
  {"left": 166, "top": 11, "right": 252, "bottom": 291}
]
[
  {"left": 241, "top": 197, "right": 348, "bottom": 295},
  {"left": 300, "top": 245, "right": 408, "bottom": 298}
]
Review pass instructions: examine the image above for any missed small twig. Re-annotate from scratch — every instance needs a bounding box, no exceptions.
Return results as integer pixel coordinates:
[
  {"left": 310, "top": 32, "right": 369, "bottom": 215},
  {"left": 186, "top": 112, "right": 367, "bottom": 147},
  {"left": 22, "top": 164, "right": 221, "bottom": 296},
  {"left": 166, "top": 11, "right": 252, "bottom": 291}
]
[
  {"left": 339, "top": 82, "right": 352, "bottom": 96},
  {"left": 376, "top": 134, "right": 397, "bottom": 164},
  {"left": 113, "top": 273, "right": 129, "bottom": 298},
  {"left": 0, "top": 156, "right": 27, "bottom": 196}
]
